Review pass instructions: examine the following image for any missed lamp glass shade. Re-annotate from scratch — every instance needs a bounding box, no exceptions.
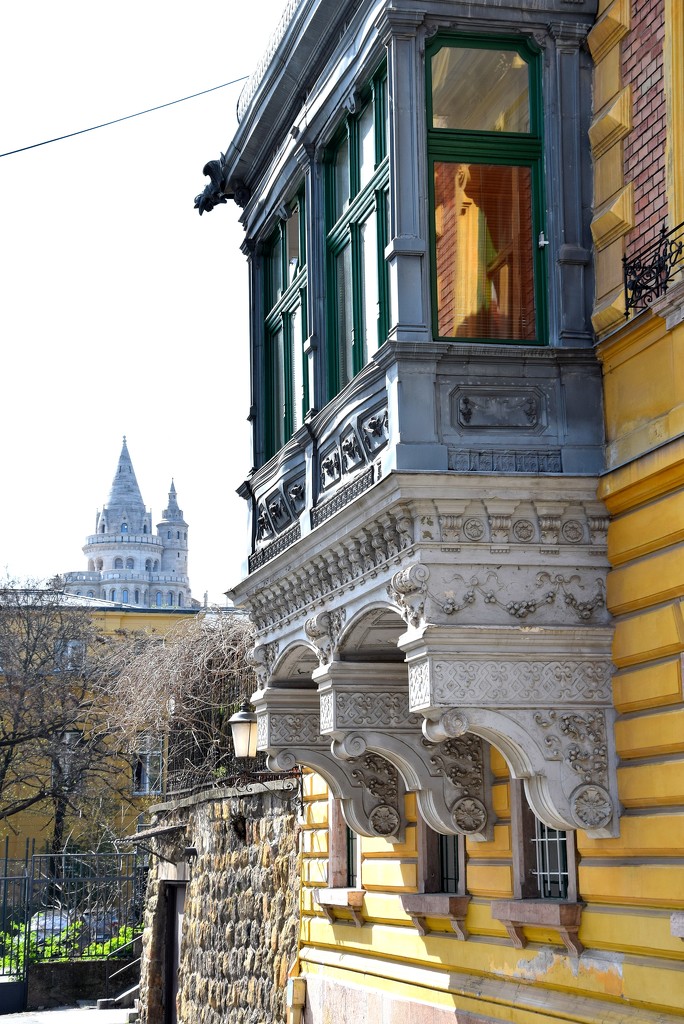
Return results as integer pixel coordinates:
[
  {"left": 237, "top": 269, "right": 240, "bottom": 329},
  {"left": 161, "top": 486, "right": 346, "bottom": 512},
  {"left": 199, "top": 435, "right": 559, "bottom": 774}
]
[{"left": 229, "top": 703, "right": 258, "bottom": 759}]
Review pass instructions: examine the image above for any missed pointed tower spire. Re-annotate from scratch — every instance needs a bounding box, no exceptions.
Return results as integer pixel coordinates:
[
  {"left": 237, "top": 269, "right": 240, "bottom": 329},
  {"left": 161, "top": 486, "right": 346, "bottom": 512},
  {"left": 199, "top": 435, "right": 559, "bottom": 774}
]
[
  {"left": 106, "top": 436, "right": 146, "bottom": 513},
  {"left": 162, "top": 478, "right": 186, "bottom": 522}
]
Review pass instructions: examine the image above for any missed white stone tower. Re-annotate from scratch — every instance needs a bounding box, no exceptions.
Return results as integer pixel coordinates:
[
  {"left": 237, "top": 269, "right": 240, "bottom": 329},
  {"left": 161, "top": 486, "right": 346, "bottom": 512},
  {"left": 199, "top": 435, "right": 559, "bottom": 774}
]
[{"left": 64, "top": 438, "right": 193, "bottom": 608}]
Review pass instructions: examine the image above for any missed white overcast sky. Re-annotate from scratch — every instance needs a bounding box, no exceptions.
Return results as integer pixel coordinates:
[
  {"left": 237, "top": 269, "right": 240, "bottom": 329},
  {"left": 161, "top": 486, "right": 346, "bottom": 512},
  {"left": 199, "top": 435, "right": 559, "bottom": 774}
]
[{"left": 0, "top": 1, "right": 287, "bottom": 603}]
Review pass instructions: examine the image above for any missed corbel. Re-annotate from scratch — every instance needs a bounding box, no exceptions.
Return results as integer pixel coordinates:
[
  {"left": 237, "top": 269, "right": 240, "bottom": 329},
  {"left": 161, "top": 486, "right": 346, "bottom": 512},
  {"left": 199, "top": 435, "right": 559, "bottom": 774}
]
[
  {"left": 314, "top": 888, "right": 365, "bottom": 927},
  {"left": 401, "top": 894, "right": 470, "bottom": 940}
]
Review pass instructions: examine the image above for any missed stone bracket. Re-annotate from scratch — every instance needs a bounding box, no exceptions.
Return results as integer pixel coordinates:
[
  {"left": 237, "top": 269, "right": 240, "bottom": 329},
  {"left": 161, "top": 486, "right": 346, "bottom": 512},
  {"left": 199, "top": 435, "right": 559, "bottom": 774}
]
[
  {"left": 315, "top": 887, "right": 364, "bottom": 928},
  {"left": 403, "top": 630, "right": 620, "bottom": 838},
  {"left": 315, "top": 663, "right": 495, "bottom": 840},
  {"left": 491, "top": 900, "right": 584, "bottom": 957},
  {"left": 253, "top": 685, "right": 407, "bottom": 842},
  {"left": 401, "top": 894, "right": 470, "bottom": 940}
]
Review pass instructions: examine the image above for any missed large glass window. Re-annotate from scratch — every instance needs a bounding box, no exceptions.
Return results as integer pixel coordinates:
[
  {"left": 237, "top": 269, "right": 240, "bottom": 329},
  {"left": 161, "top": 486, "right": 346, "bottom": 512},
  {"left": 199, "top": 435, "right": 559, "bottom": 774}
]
[
  {"left": 264, "top": 195, "right": 307, "bottom": 458},
  {"left": 326, "top": 67, "right": 389, "bottom": 397},
  {"left": 427, "top": 38, "right": 544, "bottom": 344}
]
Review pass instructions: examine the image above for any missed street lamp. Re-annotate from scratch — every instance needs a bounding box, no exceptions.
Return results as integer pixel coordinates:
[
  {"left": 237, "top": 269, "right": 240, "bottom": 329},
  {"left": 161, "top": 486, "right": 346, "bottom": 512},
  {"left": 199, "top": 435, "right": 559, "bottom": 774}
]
[{"left": 229, "top": 699, "right": 258, "bottom": 759}]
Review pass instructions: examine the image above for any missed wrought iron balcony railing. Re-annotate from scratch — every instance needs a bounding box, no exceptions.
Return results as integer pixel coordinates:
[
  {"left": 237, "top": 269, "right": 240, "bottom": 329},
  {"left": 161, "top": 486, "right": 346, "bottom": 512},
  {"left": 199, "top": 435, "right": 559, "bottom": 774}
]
[{"left": 623, "top": 220, "right": 684, "bottom": 318}]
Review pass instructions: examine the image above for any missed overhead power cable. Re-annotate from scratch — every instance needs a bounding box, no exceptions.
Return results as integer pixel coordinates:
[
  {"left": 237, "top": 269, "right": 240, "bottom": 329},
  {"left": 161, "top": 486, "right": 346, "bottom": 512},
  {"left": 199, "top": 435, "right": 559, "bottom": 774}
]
[{"left": 0, "top": 75, "right": 249, "bottom": 159}]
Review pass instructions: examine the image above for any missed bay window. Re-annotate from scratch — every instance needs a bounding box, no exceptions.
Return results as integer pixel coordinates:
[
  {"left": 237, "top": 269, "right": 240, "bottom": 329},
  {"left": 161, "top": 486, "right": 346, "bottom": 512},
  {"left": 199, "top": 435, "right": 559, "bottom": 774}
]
[
  {"left": 326, "top": 68, "right": 390, "bottom": 397},
  {"left": 264, "top": 195, "right": 307, "bottom": 458},
  {"left": 427, "top": 37, "right": 545, "bottom": 344}
]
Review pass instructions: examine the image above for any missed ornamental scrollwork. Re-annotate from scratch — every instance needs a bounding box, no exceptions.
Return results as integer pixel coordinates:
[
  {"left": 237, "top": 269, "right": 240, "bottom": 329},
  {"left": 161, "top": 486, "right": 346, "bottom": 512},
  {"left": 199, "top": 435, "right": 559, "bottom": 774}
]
[
  {"left": 389, "top": 563, "right": 430, "bottom": 628},
  {"left": 304, "top": 609, "right": 346, "bottom": 666},
  {"left": 247, "top": 642, "right": 279, "bottom": 687},
  {"left": 439, "top": 571, "right": 605, "bottom": 622},
  {"left": 533, "top": 709, "right": 608, "bottom": 784}
]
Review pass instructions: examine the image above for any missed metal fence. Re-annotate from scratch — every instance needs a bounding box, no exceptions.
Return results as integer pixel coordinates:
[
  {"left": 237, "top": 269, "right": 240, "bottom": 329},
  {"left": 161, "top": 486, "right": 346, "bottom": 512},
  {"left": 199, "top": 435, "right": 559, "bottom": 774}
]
[{"left": 0, "top": 850, "right": 147, "bottom": 980}]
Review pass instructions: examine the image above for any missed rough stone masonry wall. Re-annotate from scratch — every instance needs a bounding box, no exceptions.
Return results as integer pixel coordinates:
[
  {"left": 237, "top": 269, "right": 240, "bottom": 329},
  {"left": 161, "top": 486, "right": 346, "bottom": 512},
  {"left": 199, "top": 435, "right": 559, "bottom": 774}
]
[{"left": 138, "top": 783, "right": 300, "bottom": 1024}]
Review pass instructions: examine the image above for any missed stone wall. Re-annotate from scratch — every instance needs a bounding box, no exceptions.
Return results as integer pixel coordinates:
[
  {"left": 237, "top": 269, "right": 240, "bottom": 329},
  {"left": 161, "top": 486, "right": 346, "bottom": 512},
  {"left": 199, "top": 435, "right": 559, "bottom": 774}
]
[
  {"left": 27, "top": 957, "right": 137, "bottom": 1010},
  {"left": 138, "top": 781, "right": 300, "bottom": 1024}
]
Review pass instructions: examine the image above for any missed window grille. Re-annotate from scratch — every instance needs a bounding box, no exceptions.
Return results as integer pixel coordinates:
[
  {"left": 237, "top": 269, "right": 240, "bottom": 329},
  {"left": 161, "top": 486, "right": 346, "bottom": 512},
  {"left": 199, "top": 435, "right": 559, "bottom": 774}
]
[
  {"left": 438, "top": 833, "right": 460, "bottom": 893},
  {"left": 531, "top": 818, "right": 569, "bottom": 898},
  {"left": 345, "top": 826, "right": 359, "bottom": 888}
]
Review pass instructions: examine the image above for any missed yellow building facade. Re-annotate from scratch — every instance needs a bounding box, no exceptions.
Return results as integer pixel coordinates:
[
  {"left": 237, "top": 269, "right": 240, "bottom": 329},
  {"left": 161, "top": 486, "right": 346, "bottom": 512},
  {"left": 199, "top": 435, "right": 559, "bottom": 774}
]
[
  {"left": 288, "top": 1, "right": 684, "bottom": 1020},
  {"left": 0, "top": 602, "right": 198, "bottom": 865}
]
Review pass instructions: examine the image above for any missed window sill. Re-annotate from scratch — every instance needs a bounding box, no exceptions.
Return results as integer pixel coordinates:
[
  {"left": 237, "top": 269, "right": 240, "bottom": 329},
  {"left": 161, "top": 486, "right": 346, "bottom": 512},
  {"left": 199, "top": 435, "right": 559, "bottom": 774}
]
[
  {"left": 401, "top": 894, "right": 470, "bottom": 941},
  {"left": 491, "top": 900, "right": 584, "bottom": 956},
  {"left": 314, "top": 887, "right": 364, "bottom": 928}
]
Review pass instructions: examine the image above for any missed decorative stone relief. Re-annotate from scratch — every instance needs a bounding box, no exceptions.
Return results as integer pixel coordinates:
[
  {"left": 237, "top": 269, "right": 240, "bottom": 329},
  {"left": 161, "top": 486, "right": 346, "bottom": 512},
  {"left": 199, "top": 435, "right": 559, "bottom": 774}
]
[
  {"left": 341, "top": 431, "right": 365, "bottom": 472},
  {"left": 451, "top": 387, "right": 545, "bottom": 432},
  {"left": 315, "top": 667, "right": 494, "bottom": 840},
  {"left": 285, "top": 477, "right": 306, "bottom": 515},
  {"left": 331, "top": 738, "right": 406, "bottom": 842},
  {"left": 388, "top": 563, "right": 430, "bottom": 628},
  {"left": 361, "top": 406, "right": 389, "bottom": 454},
  {"left": 304, "top": 609, "right": 346, "bottom": 666},
  {"left": 437, "top": 572, "right": 605, "bottom": 622},
  {"left": 246, "top": 641, "right": 279, "bottom": 687},
  {"left": 449, "top": 449, "right": 562, "bottom": 473},
  {"left": 320, "top": 449, "right": 341, "bottom": 490}
]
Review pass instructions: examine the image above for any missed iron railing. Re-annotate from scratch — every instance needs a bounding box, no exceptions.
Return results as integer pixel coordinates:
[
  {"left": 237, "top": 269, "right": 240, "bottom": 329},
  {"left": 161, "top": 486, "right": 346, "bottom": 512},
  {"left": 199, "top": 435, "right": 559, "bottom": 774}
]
[{"left": 623, "top": 220, "right": 684, "bottom": 317}]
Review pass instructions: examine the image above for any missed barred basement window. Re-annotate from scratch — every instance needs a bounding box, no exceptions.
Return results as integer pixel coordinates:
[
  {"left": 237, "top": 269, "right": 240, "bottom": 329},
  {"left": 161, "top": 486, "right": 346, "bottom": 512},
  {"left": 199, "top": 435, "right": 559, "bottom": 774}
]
[
  {"left": 326, "top": 66, "right": 389, "bottom": 398},
  {"left": 439, "top": 833, "right": 461, "bottom": 894},
  {"left": 531, "top": 818, "right": 569, "bottom": 899},
  {"left": 427, "top": 36, "right": 546, "bottom": 344}
]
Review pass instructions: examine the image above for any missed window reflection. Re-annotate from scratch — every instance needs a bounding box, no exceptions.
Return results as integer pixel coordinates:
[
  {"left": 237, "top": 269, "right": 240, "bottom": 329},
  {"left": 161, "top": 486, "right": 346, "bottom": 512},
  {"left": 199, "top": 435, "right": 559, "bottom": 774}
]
[
  {"left": 431, "top": 47, "right": 530, "bottom": 133},
  {"left": 434, "top": 162, "right": 535, "bottom": 340}
]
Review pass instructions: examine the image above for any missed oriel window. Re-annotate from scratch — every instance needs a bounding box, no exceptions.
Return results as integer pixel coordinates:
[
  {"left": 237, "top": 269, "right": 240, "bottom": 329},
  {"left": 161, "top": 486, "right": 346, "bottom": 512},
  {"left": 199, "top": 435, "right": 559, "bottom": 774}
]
[
  {"left": 427, "top": 38, "right": 545, "bottom": 344},
  {"left": 264, "top": 195, "right": 307, "bottom": 458},
  {"left": 326, "top": 66, "right": 390, "bottom": 398}
]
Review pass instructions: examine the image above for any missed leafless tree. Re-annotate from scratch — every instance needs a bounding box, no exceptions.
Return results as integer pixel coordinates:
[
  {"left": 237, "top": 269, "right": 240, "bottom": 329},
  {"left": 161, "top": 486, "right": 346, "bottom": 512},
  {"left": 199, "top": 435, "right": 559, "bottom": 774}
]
[
  {"left": 96, "top": 610, "right": 258, "bottom": 794},
  {"left": 0, "top": 581, "right": 135, "bottom": 854}
]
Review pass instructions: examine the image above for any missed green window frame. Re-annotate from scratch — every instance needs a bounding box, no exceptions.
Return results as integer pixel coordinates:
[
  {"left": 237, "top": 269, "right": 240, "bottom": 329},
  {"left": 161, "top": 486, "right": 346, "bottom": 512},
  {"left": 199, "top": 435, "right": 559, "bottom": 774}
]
[
  {"left": 264, "top": 194, "right": 308, "bottom": 459},
  {"left": 325, "top": 67, "right": 390, "bottom": 399},
  {"left": 426, "top": 35, "right": 546, "bottom": 345}
]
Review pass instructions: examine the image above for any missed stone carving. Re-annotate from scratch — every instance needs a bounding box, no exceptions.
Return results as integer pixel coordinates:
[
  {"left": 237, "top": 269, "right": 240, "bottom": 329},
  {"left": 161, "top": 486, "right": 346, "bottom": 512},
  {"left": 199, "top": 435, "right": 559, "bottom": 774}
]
[
  {"left": 439, "top": 571, "right": 605, "bottom": 622},
  {"left": 194, "top": 153, "right": 230, "bottom": 215},
  {"left": 310, "top": 466, "right": 375, "bottom": 529},
  {"left": 588, "top": 515, "right": 609, "bottom": 546},
  {"left": 429, "top": 660, "right": 612, "bottom": 706},
  {"left": 512, "top": 519, "right": 535, "bottom": 542},
  {"left": 561, "top": 519, "right": 584, "bottom": 543},
  {"left": 451, "top": 797, "right": 487, "bottom": 834},
  {"left": 304, "top": 609, "right": 346, "bottom": 666},
  {"left": 268, "top": 495, "right": 291, "bottom": 529},
  {"left": 570, "top": 784, "right": 613, "bottom": 830},
  {"left": 534, "top": 710, "right": 608, "bottom": 784},
  {"left": 268, "top": 712, "right": 325, "bottom": 747},
  {"left": 462, "top": 518, "right": 485, "bottom": 541},
  {"left": 319, "top": 692, "right": 334, "bottom": 733},
  {"left": 341, "top": 432, "right": 364, "bottom": 471},
  {"left": 369, "top": 804, "right": 401, "bottom": 836},
  {"left": 451, "top": 389, "right": 543, "bottom": 430},
  {"left": 389, "top": 563, "right": 430, "bottom": 627},
  {"left": 248, "top": 523, "right": 301, "bottom": 573},
  {"left": 408, "top": 660, "right": 431, "bottom": 707},
  {"left": 320, "top": 450, "right": 341, "bottom": 489},
  {"left": 286, "top": 479, "right": 306, "bottom": 514},
  {"left": 246, "top": 642, "right": 279, "bottom": 687},
  {"left": 449, "top": 449, "right": 562, "bottom": 473},
  {"left": 257, "top": 504, "right": 273, "bottom": 540},
  {"left": 334, "top": 691, "right": 416, "bottom": 729},
  {"left": 539, "top": 515, "right": 562, "bottom": 545},
  {"left": 361, "top": 407, "right": 389, "bottom": 453}
]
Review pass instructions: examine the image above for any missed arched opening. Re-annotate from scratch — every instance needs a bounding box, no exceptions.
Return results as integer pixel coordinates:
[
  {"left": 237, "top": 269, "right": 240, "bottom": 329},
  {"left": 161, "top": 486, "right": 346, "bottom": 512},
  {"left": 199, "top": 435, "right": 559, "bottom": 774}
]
[
  {"left": 134, "top": 589, "right": 140, "bottom": 603},
  {"left": 114, "top": 558, "right": 123, "bottom": 570},
  {"left": 110, "top": 589, "right": 116, "bottom": 601},
  {"left": 145, "top": 558, "right": 152, "bottom": 571},
  {"left": 121, "top": 523, "right": 128, "bottom": 533},
  {"left": 122, "top": 589, "right": 129, "bottom": 604},
  {"left": 178, "top": 593, "right": 183, "bottom": 607},
  {"left": 156, "top": 592, "right": 162, "bottom": 607},
  {"left": 126, "top": 558, "right": 134, "bottom": 569}
]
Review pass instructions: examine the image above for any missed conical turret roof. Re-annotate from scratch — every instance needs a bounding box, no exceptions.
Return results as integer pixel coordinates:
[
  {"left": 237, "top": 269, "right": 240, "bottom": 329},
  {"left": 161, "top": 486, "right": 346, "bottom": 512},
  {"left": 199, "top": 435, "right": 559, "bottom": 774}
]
[
  {"left": 160, "top": 479, "right": 187, "bottom": 524},
  {"left": 105, "top": 436, "right": 146, "bottom": 517}
]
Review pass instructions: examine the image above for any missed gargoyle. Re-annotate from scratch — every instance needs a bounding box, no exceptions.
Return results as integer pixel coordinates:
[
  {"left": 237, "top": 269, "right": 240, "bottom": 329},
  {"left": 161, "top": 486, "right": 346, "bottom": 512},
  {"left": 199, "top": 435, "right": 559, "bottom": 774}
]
[{"left": 194, "top": 155, "right": 229, "bottom": 215}]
